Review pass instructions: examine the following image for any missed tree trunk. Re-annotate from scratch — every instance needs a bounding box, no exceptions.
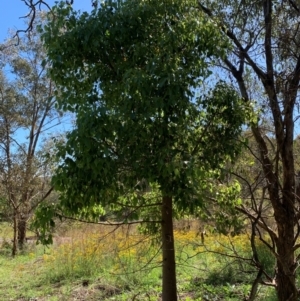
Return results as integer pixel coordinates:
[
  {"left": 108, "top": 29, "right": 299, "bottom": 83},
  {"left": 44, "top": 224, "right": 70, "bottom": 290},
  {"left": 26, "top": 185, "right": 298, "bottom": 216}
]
[
  {"left": 161, "top": 195, "right": 177, "bottom": 301},
  {"left": 17, "top": 214, "right": 27, "bottom": 249},
  {"left": 12, "top": 211, "right": 18, "bottom": 256},
  {"left": 275, "top": 209, "right": 297, "bottom": 301}
]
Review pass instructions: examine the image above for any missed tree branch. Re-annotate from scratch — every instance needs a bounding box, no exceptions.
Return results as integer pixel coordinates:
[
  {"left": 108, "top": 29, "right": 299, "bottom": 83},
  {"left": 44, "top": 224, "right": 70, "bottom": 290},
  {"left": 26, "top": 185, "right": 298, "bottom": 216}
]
[
  {"left": 198, "top": 1, "right": 267, "bottom": 82},
  {"left": 235, "top": 205, "right": 278, "bottom": 241},
  {"left": 56, "top": 213, "right": 162, "bottom": 226}
]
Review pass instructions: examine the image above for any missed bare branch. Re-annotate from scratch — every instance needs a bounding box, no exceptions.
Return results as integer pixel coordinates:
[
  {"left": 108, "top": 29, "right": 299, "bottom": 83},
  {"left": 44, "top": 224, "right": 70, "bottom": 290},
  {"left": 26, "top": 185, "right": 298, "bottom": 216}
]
[
  {"left": 288, "top": 0, "right": 300, "bottom": 13},
  {"left": 13, "top": 0, "right": 52, "bottom": 44}
]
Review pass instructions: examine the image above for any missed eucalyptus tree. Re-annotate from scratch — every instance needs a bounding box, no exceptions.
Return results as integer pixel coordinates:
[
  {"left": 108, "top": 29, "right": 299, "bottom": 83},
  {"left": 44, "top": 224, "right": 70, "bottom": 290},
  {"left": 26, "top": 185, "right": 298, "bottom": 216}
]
[
  {"left": 197, "top": 1, "right": 300, "bottom": 300},
  {"left": 0, "top": 24, "right": 60, "bottom": 255},
  {"left": 36, "top": 0, "right": 249, "bottom": 299}
]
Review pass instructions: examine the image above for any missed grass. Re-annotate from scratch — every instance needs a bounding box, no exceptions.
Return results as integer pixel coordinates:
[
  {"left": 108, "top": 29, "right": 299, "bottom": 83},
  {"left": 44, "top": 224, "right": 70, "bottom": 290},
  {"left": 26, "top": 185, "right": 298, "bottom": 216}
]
[{"left": 0, "top": 222, "right": 278, "bottom": 301}]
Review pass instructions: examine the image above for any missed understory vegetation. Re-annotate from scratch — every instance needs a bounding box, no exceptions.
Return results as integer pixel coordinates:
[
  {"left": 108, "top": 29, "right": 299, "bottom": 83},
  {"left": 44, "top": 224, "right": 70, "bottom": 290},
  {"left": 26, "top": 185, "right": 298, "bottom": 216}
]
[{"left": 0, "top": 222, "right": 278, "bottom": 301}]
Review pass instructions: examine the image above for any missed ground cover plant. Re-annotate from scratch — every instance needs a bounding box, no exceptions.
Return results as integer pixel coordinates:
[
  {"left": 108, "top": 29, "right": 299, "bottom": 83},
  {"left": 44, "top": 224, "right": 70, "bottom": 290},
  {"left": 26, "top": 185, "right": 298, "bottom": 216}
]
[{"left": 0, "top": 222, "right": 278, "bottom": 300}]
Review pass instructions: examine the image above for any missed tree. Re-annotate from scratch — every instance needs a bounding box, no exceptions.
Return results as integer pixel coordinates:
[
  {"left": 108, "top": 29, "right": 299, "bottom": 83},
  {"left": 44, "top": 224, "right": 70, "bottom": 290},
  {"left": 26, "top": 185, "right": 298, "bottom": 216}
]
[
  {"left": 36, "top": 0, "right": 249, "bottom": 300},
  {"left": 197, "top": 1, "right": 300, "bottom": 300},
  {"left": 0, "top": 23, "right": 61, "bottom": 255}
]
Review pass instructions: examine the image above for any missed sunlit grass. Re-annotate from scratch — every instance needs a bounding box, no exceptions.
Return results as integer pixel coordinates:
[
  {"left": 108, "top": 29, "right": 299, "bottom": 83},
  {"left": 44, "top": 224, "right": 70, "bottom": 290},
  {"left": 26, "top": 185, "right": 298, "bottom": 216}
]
[{"left": 0, "top": 222, "right": 277, "bottom": 300}]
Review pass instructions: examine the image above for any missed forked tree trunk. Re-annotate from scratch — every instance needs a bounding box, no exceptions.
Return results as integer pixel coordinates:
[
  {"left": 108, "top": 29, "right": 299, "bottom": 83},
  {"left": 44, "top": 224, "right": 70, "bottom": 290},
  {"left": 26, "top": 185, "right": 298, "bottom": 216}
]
[{"left": 161, "top": 195, "right": 177, "bottom": 301}]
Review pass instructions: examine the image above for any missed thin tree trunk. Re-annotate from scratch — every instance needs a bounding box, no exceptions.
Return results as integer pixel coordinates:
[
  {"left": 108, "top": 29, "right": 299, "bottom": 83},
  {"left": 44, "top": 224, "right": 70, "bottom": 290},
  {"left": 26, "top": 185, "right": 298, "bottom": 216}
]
[
  {"left": 12, "top": 210, "right": 17, "bottom": 256},
  {"left": 161, "top": 195, "right": 177, "bottom": 301}
]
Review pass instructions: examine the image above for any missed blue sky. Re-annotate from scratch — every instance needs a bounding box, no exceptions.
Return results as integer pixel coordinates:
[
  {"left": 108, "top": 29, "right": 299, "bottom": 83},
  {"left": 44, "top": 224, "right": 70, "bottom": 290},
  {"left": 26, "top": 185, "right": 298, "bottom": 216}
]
[
  {"left": 0, "top": 0, "right": 92, "bottom": 42},
  {"left": 0, "top": 1, "right": 93, "bottom": 147}
]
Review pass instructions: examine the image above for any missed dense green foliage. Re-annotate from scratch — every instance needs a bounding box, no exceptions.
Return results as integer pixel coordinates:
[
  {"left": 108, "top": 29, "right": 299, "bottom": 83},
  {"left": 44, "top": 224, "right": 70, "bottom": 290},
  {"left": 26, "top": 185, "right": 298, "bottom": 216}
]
[
  {"left": 30, "top": 2, "right": 253, "bottom": 300},
  {"left": 35, "top": 0, "right": 249, "bottom": 236}
]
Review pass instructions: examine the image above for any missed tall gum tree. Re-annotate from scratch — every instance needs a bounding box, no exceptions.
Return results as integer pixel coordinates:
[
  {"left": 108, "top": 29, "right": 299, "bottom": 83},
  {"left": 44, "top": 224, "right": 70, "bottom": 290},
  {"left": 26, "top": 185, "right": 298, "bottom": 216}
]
[
  {"left": 0, "top": 23, "right": 60, "bottom": 254},
  {"left": 37, "top": 0, "right": 249, "bottom": 299},
  {"left": 198, "top": 0, "right": 300, "bottom": 299}
]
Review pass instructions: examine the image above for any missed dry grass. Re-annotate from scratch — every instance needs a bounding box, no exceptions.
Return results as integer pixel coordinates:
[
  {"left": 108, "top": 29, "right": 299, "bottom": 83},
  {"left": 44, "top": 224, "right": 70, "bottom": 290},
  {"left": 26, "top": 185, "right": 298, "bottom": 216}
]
[{"left": 0, "top": 222, "right": 277, "bottom": 301}]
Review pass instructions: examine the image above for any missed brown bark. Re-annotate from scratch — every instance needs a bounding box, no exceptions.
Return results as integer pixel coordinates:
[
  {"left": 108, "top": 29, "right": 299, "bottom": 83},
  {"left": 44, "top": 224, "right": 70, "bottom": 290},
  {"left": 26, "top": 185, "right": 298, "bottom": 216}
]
[
  {"left": 276, "top": 247, "right": 297, "bottom": 301},
  {"left": 17, "top": 215, "right": 27, "bottom": 249},
  {"left": 161, "top": 195, "right": 177, "bottom": 301},
  {"left": 275, "top": 199, "right": 297, "bottom": 301},
  {"left": 12, "top": 211, "right": 17, "bottom": 257}
]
